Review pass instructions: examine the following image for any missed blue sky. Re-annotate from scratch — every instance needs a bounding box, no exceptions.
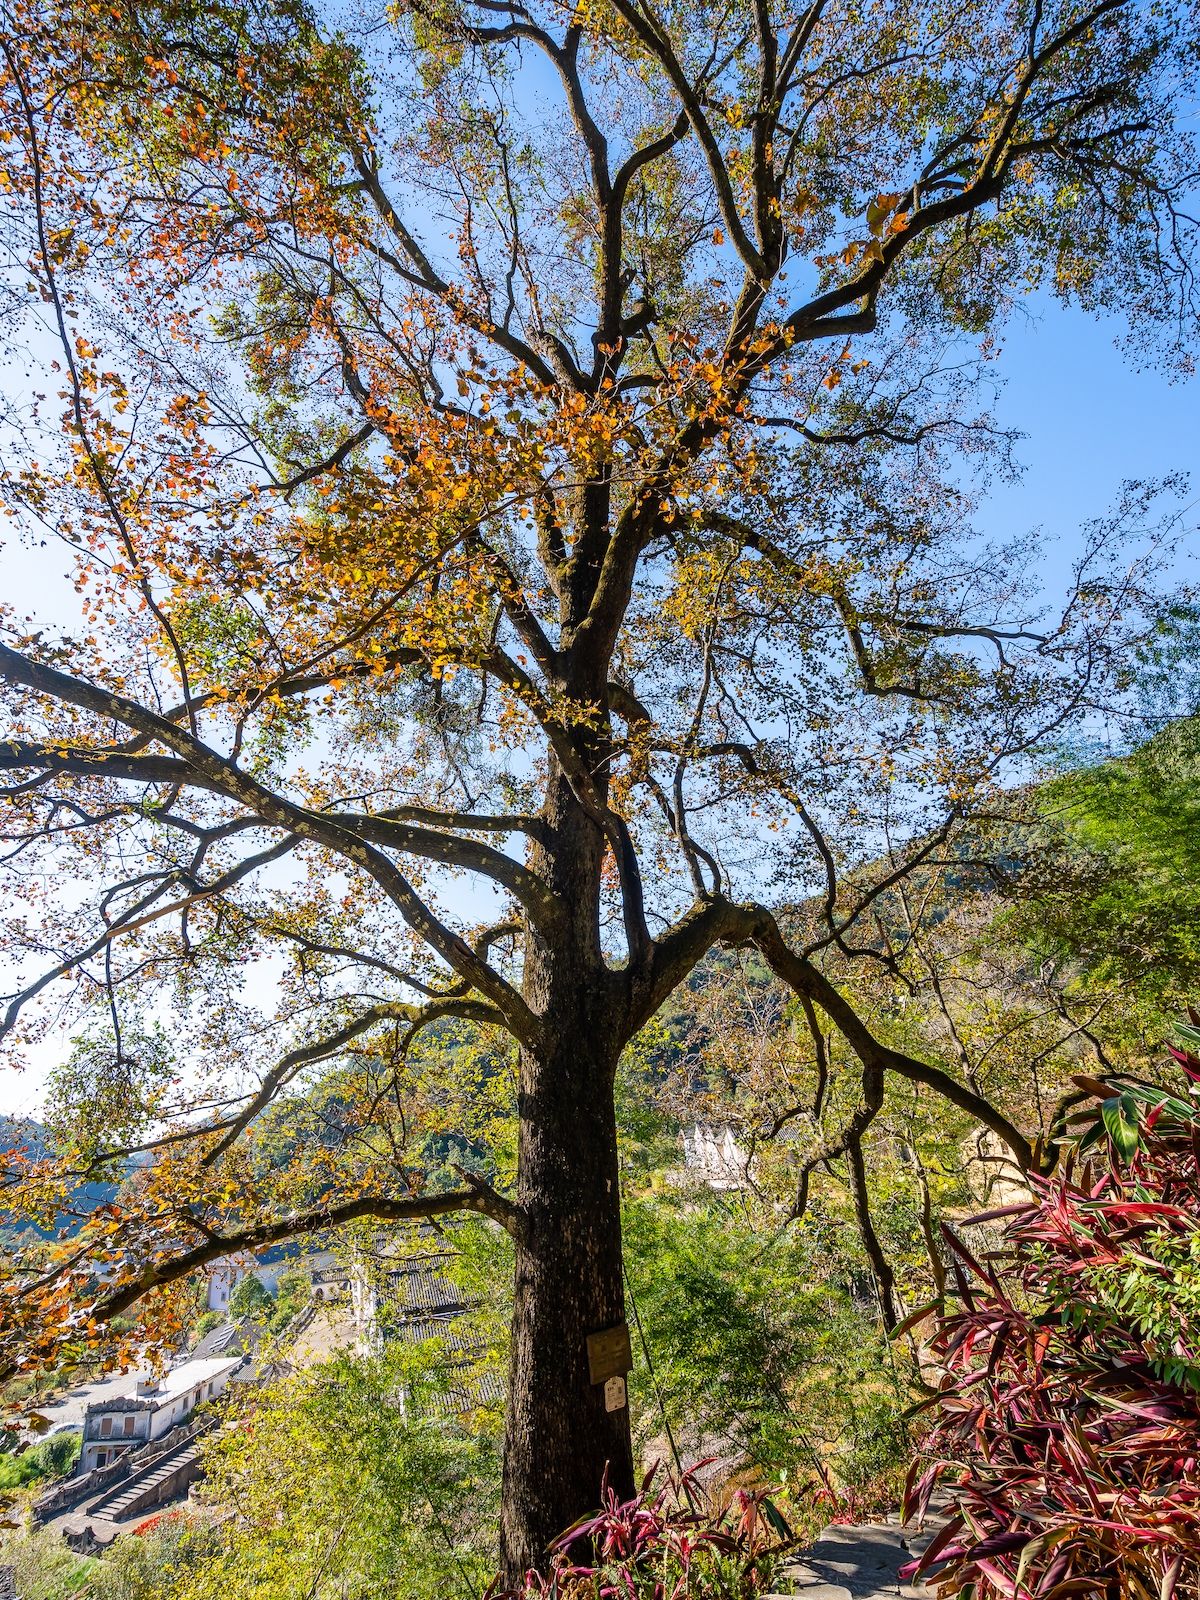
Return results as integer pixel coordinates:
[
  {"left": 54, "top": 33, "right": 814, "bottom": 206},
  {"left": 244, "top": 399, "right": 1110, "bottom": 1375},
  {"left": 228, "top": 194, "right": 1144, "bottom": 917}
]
[{"left": 973, "top": 301, "right": 1199, "bottom": 591}]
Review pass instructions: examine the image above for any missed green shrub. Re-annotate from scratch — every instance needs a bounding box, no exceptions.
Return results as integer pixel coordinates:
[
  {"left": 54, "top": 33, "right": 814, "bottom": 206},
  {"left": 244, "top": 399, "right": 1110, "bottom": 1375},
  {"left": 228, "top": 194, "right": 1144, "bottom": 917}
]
[
  {"left": 623, "top": 1194, "right": 911, "bottom": 1511},
  {"left": 0, "top": 1428, "right": 81, "bottom": 1489},
  {"left": 227, "top": 1275, "right": 273, "bottom": 1323},
  {"left": 0, "top": 1528, "right": 99, "bottom": 1599},
  {"left": 267, "top": 1269, "right": 311, "bottom": 1334},
  {"left": 90, "top": 1510, "right": 222, "bottom": 1600},
  {"left": 170, "top": 1346, "right": 500, "bottom": 1600}
]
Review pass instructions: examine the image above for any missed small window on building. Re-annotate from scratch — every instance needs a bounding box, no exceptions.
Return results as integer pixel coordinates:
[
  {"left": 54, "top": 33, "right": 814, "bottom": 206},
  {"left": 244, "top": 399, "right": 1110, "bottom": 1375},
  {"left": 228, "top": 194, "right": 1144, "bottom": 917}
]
[
  {"left": 123, "top": 1415, "right": 136, "bottom": 1437},
  {"left": 99, "top": 1416, "right": 113, "bottom": 1438},
  {"left": 95, "top": 1449, "right": 108, "bottom": 1466}
]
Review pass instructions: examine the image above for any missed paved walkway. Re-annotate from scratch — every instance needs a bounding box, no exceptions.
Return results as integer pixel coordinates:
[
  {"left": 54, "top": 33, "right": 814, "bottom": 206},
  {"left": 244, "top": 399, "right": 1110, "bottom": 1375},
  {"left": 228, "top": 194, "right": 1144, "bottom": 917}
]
[
  {"left": 32, "top": 1366, "right": 153, "bottom": 1437},
  {"left": 288, "top": 1302, "right": 358, "bottom": 1366},
  {"left": 774, "top": 1510, "right": 944, "bottom": 1600}
]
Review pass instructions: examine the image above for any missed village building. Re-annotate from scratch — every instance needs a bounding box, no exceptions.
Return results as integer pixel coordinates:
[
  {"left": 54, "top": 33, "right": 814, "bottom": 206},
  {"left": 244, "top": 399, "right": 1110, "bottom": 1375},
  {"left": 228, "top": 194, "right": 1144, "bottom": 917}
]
[
  {"left": 679, "top": 1123, "right": 749, "bottom": 1190},
  {"left": 189, "top": 1317, "right": 260, "bottom": 1363},
  {"left": 79, "top": 1357, "right": 242, "bottom": 1473},
  {"left": 204, "top": 1244, "right": 344, "bottom": 1312},
  {"left": 351, "top": 1247, "right": 467, "bottom": 1352},
  {"left": 351, "top": 1240, "right": 503, "bottom": 1414}
]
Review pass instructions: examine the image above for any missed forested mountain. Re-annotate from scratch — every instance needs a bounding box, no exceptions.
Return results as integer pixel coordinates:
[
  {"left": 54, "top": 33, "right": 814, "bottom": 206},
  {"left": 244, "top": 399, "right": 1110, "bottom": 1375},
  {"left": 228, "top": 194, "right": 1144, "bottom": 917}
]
[{"left": 0, "top": 1118, "right": 120, "bottom": 1242}]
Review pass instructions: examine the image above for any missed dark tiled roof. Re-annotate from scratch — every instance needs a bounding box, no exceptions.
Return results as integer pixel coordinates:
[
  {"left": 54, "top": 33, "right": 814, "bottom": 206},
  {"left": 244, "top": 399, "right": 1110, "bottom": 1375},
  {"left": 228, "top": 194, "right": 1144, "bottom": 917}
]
[
  {"left": 381, "top": 1255, "right": 464, "bottom": 1319},
  {"left": 369, "top": 1243, "right": 502, "bottom": 1418},
  {"left": 421, "top": 1369, "right": 505, "bottom": 1417},
  {"left": 192, "top": 1318, "right": 259, "bottom": 1359},
  {"left": 392, "top": 1316, "right": 481, "bottom": 1356}
]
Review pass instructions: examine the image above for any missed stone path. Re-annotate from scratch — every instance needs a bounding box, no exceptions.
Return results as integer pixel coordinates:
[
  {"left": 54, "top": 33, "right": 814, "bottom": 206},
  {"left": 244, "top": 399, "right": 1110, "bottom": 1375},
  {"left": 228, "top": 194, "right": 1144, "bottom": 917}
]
[
  {"left": 43, "top": 1424, "right": 212, "bottom": 1549},
  {"left": 772, "top": 1509, "right": 945, "bottom": 1600},
  {"left": 88, "top": 1433, "right": 205, "bottom": 1522}
]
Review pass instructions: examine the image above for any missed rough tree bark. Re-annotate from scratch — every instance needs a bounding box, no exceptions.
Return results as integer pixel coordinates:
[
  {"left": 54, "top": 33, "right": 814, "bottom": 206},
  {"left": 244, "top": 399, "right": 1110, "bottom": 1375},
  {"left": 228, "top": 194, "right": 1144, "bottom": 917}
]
[
  {"left": 501, "top": 761, "right": 636, "bottom": 1571},
  {"left": 503, "top": 1032, "right": 633, "bottom": 1571}
]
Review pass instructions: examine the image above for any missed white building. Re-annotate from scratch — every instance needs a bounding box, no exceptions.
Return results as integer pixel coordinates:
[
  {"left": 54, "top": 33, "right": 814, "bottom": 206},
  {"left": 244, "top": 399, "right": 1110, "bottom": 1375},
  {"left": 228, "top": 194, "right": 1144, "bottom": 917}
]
[
  {"left": 79, "top": 1357, "right": 242, "bottom": 1472},
  {"left": 680, "top": 1123, "right": 749, "bottom": 1190},
  {"left": 204, "top": 1246, "right": 342, "bottom": 1311}
]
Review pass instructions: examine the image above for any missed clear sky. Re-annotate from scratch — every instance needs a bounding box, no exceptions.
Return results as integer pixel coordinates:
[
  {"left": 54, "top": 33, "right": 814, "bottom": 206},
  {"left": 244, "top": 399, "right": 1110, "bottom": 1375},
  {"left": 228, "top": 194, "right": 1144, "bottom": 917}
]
[
  {"left": 0, "top": 296, "right": 1196, "bottom": 1119},
  {"left": 973, "top": 301, "right": 1199, "bottom": 597}
]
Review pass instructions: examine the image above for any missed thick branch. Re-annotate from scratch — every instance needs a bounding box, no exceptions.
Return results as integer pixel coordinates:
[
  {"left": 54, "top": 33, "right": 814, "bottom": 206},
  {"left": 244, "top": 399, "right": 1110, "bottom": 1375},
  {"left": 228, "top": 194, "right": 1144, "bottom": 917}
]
[
  {"left": 0, "top": 645, "right": 540, "bottom": 1040},
  {"left": 0, "top": 1186, "right": 528, "bottom": 1377},
  {"left": 754, "top": 920, "right": 1036, "bottom": 1171},
  {"left": 602, "top": 0, "right": 768, "bottom": 278},
  {"left": 845, "top": 1103, "right": 900, "bottom": 1333},
  {"left": 200, "top": 997, "right": 502, "bottom": 1167}
]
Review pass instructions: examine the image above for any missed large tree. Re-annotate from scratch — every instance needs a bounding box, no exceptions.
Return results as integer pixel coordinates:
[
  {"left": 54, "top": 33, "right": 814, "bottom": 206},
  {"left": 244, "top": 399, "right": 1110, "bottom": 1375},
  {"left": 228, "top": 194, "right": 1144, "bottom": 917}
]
[{"left": 0, "top": 0, "right": 1196, "bottom": 1570}]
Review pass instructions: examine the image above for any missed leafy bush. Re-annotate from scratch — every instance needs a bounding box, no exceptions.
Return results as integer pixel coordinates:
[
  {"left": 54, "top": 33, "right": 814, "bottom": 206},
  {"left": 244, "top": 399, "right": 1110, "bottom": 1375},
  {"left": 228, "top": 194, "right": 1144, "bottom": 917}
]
[
  {"left": 0, "top": 1427, "right": 81, "bottom": 1489},
  {"left": 267, "top": 1268, "right": 311, "bottom": 1334},
  {"left": 90, "top": 1509, "right": 222, "bottom": 1600},
  {"left": 623, "top": 1195, "right": 911, "bottom": 1514},
  {"left": 0, "top": 1527, "right": 99, "bottom": 1599},
  {"left": 227, "top": 1274, "right": 273, "bottom": 1323},
  {"left": 172, "top": 1345, "right": 500, "bottom": 1600},
  {"left": 31, "top": 1428, "right": 81, "bottom": 1478},
  {"left": 905, "top": 1029, "right": 1200, "bottom": 1600},
  {"left": 497, "top": 1463, "right": 794, "bottom": 1600}
]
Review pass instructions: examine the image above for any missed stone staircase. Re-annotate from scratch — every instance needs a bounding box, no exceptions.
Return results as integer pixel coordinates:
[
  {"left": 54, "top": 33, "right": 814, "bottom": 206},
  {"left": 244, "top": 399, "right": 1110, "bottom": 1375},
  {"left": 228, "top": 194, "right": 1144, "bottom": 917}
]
[
  {"left": 89, "top": 1431, "right": 206, "bottom": 1523},
  {"left": 35, "top": 1412, "right": 212, "bottom": 1526},
  {"left": 46, "top": 1419, "right": 217, "bottom": 1549}
]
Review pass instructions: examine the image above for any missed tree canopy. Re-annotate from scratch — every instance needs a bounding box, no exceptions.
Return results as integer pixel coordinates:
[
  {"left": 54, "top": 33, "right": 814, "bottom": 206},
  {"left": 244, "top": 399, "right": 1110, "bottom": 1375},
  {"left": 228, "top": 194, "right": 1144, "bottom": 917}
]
[{"left": 0, "top": 0, "right": 1197, "bottom": 1566}]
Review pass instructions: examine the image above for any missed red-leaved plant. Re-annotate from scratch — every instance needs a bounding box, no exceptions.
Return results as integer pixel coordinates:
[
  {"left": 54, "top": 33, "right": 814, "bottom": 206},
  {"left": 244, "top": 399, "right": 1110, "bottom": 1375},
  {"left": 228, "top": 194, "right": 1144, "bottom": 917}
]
[
  {"left": 903, "top": 1024, "right": 1200, "bottom": 1600},
  {"left": 493, "top": 1462, "right": 794, "bottom": 1600}
]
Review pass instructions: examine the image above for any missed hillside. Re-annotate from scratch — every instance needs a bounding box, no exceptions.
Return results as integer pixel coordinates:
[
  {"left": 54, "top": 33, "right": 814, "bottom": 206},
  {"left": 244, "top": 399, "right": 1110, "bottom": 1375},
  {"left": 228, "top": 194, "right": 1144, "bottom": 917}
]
[{"left": 0, "top": 1118, "right": 120, "bottom": 1241}]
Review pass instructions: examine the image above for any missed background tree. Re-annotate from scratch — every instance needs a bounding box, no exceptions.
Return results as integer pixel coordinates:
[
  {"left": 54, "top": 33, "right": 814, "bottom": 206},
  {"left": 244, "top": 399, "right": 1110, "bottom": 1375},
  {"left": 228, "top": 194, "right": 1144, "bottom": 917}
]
[
  {"left": 0, "top": 0, "right": 1196, "bottom": 1571},
  {"left": 649, "top": 711, "right": 1200, "bottom": 1325},
  {"left": 173, "top": 1345, "right": 501, "bottom": 1600},
  {"left": 227, "top": 1273, "right": 273, "bottom": 1324}
]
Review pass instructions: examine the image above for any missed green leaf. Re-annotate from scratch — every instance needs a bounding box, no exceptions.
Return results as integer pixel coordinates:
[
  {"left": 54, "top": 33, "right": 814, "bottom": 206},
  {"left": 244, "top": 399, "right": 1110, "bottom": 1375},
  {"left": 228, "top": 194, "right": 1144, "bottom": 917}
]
[
  {"left": 1077, "top": 1119, "right": 1107, "bottom": 1154},
  {"left": 760, "top": 1496, "right": 793, "bottom": 1540},
  {"left": 1101, "top": 1094, "right": 1142, "bottom": 1160},
  {"left": 889, "top": 1297, "right": 943, "bottom": 1340}
]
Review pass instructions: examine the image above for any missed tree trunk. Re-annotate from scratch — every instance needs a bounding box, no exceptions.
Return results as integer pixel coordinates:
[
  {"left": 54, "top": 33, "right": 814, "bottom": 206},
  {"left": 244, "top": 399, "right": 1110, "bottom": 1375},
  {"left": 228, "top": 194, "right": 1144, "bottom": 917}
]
[
  {"left": 500, "top": 1028, "right": 633, "bottom": 1576},
  {"left": 500, "top": 762, "right": 636, "bottom": 1578}
]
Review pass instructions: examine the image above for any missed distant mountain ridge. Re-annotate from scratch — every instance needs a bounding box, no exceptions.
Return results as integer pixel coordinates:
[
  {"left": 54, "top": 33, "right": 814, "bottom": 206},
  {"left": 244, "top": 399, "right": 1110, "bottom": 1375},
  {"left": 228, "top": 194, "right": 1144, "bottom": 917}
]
[{"left": 0, "top": 1115, "right": 121, "bottom": 1239}]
